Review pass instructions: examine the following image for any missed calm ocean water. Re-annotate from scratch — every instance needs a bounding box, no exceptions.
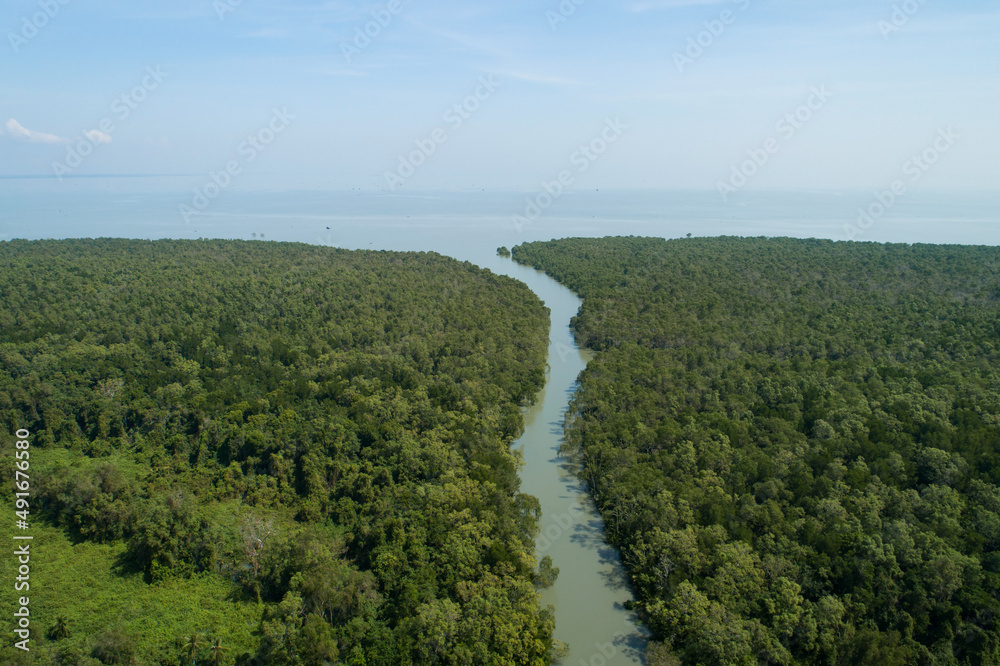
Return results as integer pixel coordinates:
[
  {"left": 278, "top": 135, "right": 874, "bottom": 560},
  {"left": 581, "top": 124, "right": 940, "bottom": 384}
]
[{"left": 2, "top": 177, "right": 998, "bottom": 268}]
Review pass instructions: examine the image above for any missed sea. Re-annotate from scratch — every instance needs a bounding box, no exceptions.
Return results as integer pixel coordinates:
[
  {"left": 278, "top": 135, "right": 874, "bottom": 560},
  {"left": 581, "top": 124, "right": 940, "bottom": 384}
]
[{"left": 2, "top": 177, "right": 998, "bottom": 267}]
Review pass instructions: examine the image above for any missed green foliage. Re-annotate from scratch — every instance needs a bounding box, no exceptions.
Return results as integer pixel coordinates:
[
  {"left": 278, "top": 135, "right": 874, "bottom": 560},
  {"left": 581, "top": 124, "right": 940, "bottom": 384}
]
[
  {"left": 47, "top": 616, "right": 71, "bottom": 641},
  {"left": 40, "top": 462, "right": 138, "bottom": 542},
  {"left": 497, "top": 246, "right": 512, "bottom": 258},
  {"left": 646, "top": 641, "right": 682, "bottom": 666},
  {"left": 208, "top": 637, "right": 228, "bottom": 666},
  {"left": 0, "top": 501, "right": 266, "bottom": 663},
  {"left": 0, "top": 239, "right": 553, "bottom": 663},
  {"left": 91, "top": 626, "right": 135, "bottom": 665},
  {"left": 514, "top": 236, "right": 1000, "bottom": 665},
  {"left": 534, "top": 555, "right": 559, "bottom": 588},
  {"left": 127, "top": 491, "right": 219, "bottom": 583}
]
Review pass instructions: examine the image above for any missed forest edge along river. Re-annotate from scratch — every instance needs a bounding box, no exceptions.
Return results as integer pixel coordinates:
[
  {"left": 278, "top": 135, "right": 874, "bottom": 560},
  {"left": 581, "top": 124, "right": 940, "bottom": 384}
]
[{"left": 489, "top": 256, "right": 648, "bottom": 665}]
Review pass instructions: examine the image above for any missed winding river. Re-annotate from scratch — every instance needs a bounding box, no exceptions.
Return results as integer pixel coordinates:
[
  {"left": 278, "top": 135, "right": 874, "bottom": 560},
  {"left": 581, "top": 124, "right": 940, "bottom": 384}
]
[{"left": 489, "top": 258, "right": 648, "bottom": 665}]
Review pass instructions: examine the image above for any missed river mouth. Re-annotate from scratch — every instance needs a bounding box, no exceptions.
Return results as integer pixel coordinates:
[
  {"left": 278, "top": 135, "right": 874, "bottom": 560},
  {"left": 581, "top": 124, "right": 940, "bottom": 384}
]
[{"left": 489, "top": 260, "right": 648, "bottom": 665}]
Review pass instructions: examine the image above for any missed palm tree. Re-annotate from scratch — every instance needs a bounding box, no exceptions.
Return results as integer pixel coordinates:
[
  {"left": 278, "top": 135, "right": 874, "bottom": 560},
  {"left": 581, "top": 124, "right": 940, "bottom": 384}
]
[
  {"left": 181, "top": 633, "right": 206, "bottom": 665},
  {"left": 209, "top": 637, "right": 229, "bottom": 666},
  {"left": 48, "top": 615, "right": 71, "bottom": 640}
]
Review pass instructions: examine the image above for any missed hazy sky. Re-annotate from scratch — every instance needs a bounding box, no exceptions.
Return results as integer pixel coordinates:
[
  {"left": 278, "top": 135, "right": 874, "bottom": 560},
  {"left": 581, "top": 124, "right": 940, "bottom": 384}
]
[{"left": 2, "top": 0, "right": 998, "bottom": 192}]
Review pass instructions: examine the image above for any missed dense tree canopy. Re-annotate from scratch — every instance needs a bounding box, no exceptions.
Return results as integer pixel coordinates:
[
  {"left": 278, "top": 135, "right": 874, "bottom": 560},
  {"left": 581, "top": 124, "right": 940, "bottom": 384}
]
[
  {"left": 0, "top": 238, "right": 553, "bottom": 664},
  {"left": 514, "top": 236, "right": 1000, "bottom": 665}
]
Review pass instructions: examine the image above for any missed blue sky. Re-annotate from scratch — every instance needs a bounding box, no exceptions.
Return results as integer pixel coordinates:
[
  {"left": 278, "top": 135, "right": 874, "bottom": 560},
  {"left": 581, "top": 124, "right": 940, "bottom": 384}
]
[{"left": 2, "top": 0, "right": 998, "bottom": 192}]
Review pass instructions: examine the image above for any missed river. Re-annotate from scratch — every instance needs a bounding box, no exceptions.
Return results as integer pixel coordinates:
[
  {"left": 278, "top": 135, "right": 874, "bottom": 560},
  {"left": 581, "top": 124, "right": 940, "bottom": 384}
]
[
  {"left": 489, "top": 258, "right": 648, "bottom": 666},
  {"left": 9, "top": 183, "right": 1000, "bottom": 664}
]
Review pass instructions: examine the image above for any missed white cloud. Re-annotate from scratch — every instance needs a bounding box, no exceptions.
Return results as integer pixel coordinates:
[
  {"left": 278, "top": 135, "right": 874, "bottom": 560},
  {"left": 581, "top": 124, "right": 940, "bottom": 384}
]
[
  {"left": 5, "top": 118, "right": 68, "bottom": 144},
  {"left": 84, "top": 129, "right": 113, "bottom": 144}
]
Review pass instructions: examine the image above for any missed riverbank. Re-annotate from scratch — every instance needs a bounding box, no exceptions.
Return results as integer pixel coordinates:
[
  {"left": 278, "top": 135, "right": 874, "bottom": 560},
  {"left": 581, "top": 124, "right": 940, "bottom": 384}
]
[{"left": 488, "top": 258, "right": 648, "bottom": 665}]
